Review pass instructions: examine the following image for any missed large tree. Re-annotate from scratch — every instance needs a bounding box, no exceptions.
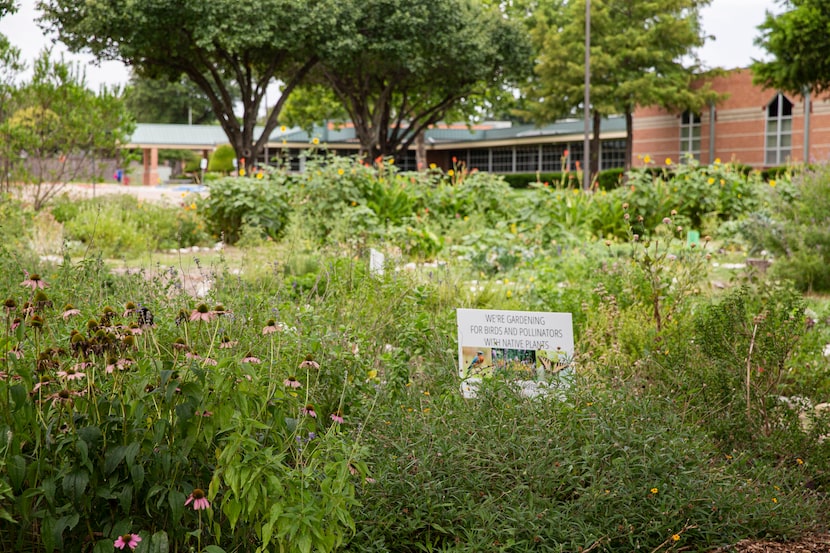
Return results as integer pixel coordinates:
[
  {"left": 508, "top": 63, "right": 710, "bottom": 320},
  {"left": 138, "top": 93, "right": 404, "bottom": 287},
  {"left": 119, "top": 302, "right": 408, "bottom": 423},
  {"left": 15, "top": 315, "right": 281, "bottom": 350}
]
[
  {"left": 36, "top": 0, "right": 342, "bottom": 162},
  {"left": 308, "top": 0, "right": 532, "bottom": 160},
  {"left": 525, "top": 0, "right": 718, "bottom": 175},
  {"left": 124, "top": 73, "right": 238, "bottom": 125},
  {"left": 752, "top": 0, "right": 830, "bottom": 95}
]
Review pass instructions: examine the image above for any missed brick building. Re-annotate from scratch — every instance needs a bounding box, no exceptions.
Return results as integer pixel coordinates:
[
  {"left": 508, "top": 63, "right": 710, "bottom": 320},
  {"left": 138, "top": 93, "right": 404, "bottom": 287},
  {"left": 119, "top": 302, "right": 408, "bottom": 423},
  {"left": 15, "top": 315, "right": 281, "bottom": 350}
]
[{"left": 632, "top": 69, "right": 830, "bottom": 168}]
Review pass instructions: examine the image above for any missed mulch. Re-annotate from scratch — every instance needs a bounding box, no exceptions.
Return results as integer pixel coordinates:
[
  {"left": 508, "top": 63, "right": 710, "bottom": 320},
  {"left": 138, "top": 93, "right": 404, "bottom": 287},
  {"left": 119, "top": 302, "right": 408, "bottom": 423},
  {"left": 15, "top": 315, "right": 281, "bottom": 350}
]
[{"left": 710, "top": 534, "right": 830, "bottom": 552}]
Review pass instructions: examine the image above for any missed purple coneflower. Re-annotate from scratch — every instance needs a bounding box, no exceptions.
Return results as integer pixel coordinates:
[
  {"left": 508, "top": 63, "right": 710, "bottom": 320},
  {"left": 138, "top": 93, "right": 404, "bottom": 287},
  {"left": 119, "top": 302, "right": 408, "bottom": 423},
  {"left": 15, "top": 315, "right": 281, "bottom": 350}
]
[
  {"left": 283, "top": 376, "right": 302, "bottom": 389},
  {"left": 241, "top": 354, "right": 261, "bottom": 364},
  {"left": 219, "top": 337, "right": 238, "bottom": 349},
  {"left": 262, "top": 319, "right": 284, "bottom": 335},
  {"left": 57, "top": 367, "right": 86, "bottom": 381},
  {"left": 330, "top": 411, "right": 344, "bottom": 424},
  {"left": 20, "top": 272, "right": 48, "bottom": 290},
  {"left": 299, "top": 355, "right": 320, "bottom": 370},
  {"left": 185, "top": 488, "right": 210, "bottom": 510},
  {"left": 61, "top": 304, "right": 81, "bottom": 320},
  {"left": 114, "top": 533, "right": 142, "bottom": 550},
  {"left": 189, "top": 304, "right": 216, "bottom": 322},
  {"left": 301, "top": 404, "right": 317, "bottom": 418}
]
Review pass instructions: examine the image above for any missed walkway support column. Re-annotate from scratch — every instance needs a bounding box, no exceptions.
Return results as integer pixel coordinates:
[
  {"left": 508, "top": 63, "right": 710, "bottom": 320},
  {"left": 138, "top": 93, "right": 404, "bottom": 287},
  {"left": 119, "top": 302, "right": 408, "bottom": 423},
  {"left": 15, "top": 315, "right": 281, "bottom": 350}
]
[{"left": 143, "top": 147, "right": 159, "bottom": 186}]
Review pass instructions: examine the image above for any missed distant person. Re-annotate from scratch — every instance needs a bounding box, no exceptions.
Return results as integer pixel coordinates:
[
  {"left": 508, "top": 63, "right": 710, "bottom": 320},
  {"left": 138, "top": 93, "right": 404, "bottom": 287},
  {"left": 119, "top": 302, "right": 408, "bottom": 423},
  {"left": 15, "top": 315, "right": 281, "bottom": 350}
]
[{"left": 114, "top": 168, "right": 124, "bottom": 185}]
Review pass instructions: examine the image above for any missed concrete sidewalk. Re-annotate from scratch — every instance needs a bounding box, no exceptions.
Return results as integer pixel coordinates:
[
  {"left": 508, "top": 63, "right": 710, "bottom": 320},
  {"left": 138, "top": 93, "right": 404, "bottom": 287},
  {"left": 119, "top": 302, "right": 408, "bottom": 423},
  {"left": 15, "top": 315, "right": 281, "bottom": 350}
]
[{"left": 26, "top": 182, "right": 208, "bottom": 207}]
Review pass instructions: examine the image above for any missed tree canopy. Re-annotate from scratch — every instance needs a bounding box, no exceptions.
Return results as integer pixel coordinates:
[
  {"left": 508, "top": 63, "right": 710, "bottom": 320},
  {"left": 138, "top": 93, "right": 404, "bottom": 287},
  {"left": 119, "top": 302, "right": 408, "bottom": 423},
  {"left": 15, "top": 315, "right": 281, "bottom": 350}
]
[
  {"left": 123, "top": 73, "right": 237, "bottom": 125},
  {"left": 309, "top": 0, "right": 532, "bottom": 160},
  {"left": 525, "top": 0, "right": 717, "bottom": 173},
  {"left": 752, "top": 0, "right": 830, "bottom": 95},
  {"left": 36, "top": 0, "right": 343, "bottom": 162},
  {"left": 1, "top": 52, "right": 134, "bottom": 208}
]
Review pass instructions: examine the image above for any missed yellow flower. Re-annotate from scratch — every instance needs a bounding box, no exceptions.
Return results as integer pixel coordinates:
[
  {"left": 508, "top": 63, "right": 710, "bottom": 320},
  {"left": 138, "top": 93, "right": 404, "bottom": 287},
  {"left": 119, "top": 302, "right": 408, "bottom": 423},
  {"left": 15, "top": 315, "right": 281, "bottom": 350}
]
[
  {"left": 190, "top": 203, "right": 196, "bottom": 210},
  {"left": 720, "top": 179, "right": 725, "bottom": 185},
  {"left": 665, "top": 157, "right": 673, "bottom": 165},
  {"left": 643, "top": 155, "right": 652, "bottom": 164},
  {"left": 672, "top": 534, "right": 680, "bottom": 542},
  {"left": 422, "top": 390, "right": 430, "bottom": 396},
  {"left": 708, "top": 177, "right": 715, "bottom": 185},
  {"left": 256, "top": 172, "right": 264, "bottom": 179},
  {"left": 367, "top": 369, "right": 378, "bottom": 379},
  {"left": 506, "top": 290, "right": 512, "bottom": 298},
  {"left": 448, "top": 169, "right": 454, "bottom": 177},
  {"left": 337, "top": 168, "right": 345, "bottom": 176},
  {"left": 769, "top": 179, "right": 777, "bottom": 187},
  {"left": 772, "top": 497, "right": 778, "bottom": 503},
  {"left": 423, "top": 408, "right": 430, "bottom": 413},
  {"left": 312, "top": 137, "right": 320, "bottom": 145},
  {"left": 181, "top": 192, "right": 187, "bottom": 197},
  {"left": 573, "top": 188, "right": 579, "bottom": 194},
  {"left": 714, "top": 157, "right": 721, "bottom": 165},
  {"left": 429, "top": 163, "right": 437, "bottom": 170},
  {"left": 650, "top": 488, "right": 658, "bottom": 494},
  {"left": 239, "top": 168, "right": 246, "bottom": 176},
  {"left": 797, "top": 458, "right": 804, "bottom": 465},
  {"left": 280, "top": 125, "right": 287, "bottom": 132}
]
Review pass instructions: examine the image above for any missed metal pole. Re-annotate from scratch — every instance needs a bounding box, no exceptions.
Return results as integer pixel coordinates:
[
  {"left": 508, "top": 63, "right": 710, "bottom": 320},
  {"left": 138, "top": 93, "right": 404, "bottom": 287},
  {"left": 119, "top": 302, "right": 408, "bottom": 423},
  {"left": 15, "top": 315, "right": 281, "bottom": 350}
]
[
  {"left": 583, "top": 0, "right": 591, "bottom": 190},
  {"left": 803, "top": 89, "right": 811, "bottom": 164}
]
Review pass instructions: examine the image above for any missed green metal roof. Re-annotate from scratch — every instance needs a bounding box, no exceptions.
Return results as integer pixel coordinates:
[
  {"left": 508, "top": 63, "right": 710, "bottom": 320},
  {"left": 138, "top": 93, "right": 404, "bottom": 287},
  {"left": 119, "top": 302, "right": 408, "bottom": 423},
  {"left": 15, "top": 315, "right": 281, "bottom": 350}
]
[{"left": 126, "top": 116, "right": 627, "bottom": 149}]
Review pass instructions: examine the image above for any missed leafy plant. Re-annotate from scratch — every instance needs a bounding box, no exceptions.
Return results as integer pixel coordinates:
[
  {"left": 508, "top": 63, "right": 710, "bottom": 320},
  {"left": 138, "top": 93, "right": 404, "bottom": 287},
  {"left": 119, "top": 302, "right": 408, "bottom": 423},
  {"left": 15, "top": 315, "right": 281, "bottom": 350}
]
[{"left": 200, "top": 176, "right": 292, "bottom": 244}]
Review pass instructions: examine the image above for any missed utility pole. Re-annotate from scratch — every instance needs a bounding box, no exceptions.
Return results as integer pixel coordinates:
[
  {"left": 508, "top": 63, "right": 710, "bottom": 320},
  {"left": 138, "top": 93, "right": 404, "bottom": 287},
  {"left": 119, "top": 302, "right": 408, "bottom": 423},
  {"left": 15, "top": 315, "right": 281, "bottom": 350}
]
[{"left": 583, "top": 0, "right": 591, "bottom": 190}]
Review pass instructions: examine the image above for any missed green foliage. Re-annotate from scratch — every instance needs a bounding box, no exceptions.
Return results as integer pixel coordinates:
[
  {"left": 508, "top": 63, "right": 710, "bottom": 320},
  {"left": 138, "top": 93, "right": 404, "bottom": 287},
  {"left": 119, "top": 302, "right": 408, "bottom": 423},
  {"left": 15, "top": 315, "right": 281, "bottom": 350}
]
[
  {"left": 309, "top": 0, "right": 532, "bottom": 158},
  {"left": 744, "top": 165, "right": 830, "bottom": 292},
  {"left": 691, "top": 283, "right": 807, "bottom": 445},
  {"left": 200, "top": 175, "right": 292, "bottom": 244},
  {"left": 753, "top": 0, "right": 830, "bottom": 95},
  {"left": 349, "top": 382, "right": 822, "bottom": 552},
  {"left": 56, "top": 194, "right": 210, "bottom": 256},
  {"left": 0, "top": 253, "right": 369, "bottom": 553},
  {"left": 1, "top": 53, "right": 134, "bottom": 210},
  {"left": 207, "top": 144, "right": 236, "bottom": 174},
  {"left": 499, "top": 172, "right": 579, "bottom": 189},
  {"left": 525, "top": 0, "right": 718, "bottom": 176},
  {"left": 124, "top": 73, "right": 234, "bottom": 124},
  {"left": 624, "top": 158, "right": 759, "bottom": 231}
]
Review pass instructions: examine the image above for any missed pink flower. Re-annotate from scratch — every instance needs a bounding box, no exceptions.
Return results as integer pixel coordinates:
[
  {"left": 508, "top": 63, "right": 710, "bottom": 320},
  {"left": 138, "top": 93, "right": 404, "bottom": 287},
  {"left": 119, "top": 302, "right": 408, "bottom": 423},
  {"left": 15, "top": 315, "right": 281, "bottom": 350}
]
[
  {"left": 114, "top": 533, "right": 142, "bottom": 550},
  {"left": 202, "top": 357, "right": 218, "bottom": 366},
  {"left": 241, "top": 354, "right": 261, "bottom": 364},
  {"left": 301, "top": 404, "right": 317, "bottom": 418},
  {"left": 61, "top": 307, "right": 81, "bottom": 320},
  {"left": 299, "top": 357, "right": 320, "bottom": 370},
  {"left": 330, "top": 411, "right": 344, "bottom": 424},
  {"left": 57, "top": 367, "right": 86, "bottom": 381},
  {"left": 189, "top": 304, "right": 216, "bottom": 322},
  {"left": 185, "top": 488, "right": 210, "bottom": 510},
  {"left": 20, "top": 272, "right": 48, "bottom": 290},
  {"left": 262, "top": 320, "right": 285, "bottom": 335},
  {"left": 219, "top": 338, "right": 238, "bottom": 349},
  {"left": 284, "top": 376, "right": 302, "bottom": 389}
]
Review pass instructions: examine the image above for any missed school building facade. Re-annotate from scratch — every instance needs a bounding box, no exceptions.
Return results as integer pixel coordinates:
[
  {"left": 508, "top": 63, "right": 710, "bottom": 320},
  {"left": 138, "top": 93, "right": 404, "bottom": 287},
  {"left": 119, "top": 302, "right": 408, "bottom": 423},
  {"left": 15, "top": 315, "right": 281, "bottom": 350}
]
[
  {"left": 126, "top": 69, "right": 830, "bottom": 185},
  {"left": 632, "top": 69, "right": 830, "bottom": 168}
]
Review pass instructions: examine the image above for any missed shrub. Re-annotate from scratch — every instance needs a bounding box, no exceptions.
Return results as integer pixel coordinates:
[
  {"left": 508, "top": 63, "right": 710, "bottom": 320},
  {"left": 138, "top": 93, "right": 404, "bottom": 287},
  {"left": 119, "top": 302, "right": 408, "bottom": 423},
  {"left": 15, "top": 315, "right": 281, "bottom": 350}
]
[
  {"left": 207, "top": 143, "right": 236, "bottom": 173},
  {"left": 200, "top": 175, "right": 292, "bottom": 244}
]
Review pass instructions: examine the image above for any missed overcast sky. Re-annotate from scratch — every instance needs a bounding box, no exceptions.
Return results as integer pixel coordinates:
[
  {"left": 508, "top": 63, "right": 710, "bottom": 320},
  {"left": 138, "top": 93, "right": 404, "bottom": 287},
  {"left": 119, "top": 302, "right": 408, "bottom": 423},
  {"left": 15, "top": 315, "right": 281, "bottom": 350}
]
[{"left": 0, "top": 0, "right": 782, "bottom": 91}]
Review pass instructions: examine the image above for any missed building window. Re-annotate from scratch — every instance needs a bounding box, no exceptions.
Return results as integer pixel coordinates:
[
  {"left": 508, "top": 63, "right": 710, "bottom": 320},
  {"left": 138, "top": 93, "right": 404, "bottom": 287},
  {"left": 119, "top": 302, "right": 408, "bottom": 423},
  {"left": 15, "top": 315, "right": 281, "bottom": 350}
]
[
  {"left": 515, "top": 146, "right": 539, "bottom": 172},
  {"left": 491, "top": 147, "right": 514, "bottom": 173},
  {"left": 469, "top": 148, "right": 490, "bottom": 172},
  {"left": 680, "top": 111, "right": 701, "bottom": 161},
  {"left": 600, "top": 139, "right": 626, "bottom": 170},
  {"left": 541, "top": 144, "right": 567, "bottom": 171},
  {"left": 766, "top": 93, "right": 792, "bottom": 166}
]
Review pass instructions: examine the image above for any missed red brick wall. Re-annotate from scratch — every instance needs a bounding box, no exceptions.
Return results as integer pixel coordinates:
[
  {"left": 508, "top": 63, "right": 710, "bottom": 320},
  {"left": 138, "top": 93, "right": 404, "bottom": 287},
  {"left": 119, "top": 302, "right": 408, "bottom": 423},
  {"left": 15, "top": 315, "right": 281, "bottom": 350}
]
[{"left": 632, "top": 69, "right": 830, "bottom": 168}]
